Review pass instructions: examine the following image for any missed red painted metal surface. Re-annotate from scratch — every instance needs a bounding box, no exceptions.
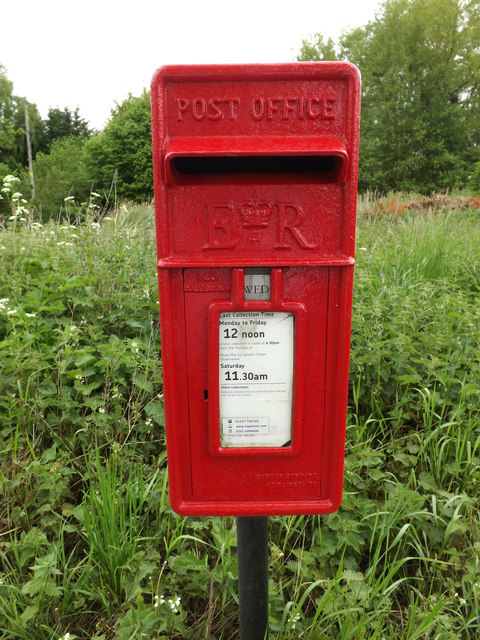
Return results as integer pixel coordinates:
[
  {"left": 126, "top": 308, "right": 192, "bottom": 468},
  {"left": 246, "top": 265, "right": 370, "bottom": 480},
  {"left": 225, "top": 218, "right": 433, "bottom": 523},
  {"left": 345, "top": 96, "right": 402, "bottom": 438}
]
[{"left": 151, "top": 63, "right": 361, "bottom": 516}]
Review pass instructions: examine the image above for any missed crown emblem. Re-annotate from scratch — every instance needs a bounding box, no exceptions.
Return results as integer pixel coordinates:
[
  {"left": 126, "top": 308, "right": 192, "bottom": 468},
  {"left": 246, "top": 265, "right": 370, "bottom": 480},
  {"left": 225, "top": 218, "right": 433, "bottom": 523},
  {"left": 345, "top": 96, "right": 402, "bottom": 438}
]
[{"left": 238, "top": 194, "right": 273, "bottom": 228}]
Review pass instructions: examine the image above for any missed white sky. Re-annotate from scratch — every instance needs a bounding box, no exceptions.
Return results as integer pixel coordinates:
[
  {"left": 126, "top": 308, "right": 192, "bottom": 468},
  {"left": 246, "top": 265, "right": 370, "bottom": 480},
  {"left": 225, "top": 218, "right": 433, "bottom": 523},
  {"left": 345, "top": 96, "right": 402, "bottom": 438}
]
[{"left": 1, "top": 0, "right": 381, "bottom": 130}]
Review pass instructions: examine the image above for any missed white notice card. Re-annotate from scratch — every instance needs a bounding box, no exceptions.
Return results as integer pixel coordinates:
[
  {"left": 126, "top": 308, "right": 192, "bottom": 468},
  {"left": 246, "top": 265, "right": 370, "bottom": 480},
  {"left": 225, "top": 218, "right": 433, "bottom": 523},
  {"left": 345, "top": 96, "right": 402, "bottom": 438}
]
[{"left": 219, "top": 311, "right": 294, "bottom": 447}]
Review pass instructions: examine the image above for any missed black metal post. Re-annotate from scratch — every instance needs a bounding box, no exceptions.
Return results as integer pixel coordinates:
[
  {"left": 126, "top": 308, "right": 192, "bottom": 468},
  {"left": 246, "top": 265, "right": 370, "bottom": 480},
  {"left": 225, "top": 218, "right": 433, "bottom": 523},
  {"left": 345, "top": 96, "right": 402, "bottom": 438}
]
[{"left": 237, "top": 516, "right": 269, "bottom": 640}]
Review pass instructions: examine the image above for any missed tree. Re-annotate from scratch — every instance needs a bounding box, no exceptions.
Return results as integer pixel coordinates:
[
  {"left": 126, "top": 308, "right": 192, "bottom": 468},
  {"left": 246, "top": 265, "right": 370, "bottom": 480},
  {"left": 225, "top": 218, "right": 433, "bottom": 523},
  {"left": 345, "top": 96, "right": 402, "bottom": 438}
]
[
  {"left": 0, "top": 65, "right": 46, "bottom": 171},
  {"left": 0, "top": 64, "right": 22, "bottom": 169},
  {"left": 43, "top": 107, "right": 91, "bottom": 151},
  {"left": 298, "top": 0, "right": 480, "bottom": 193},
  {"left": 85, "top": 91, "right": 152, "bottom": 202},
  {"left": 32, "top": 136, "right": 90, "bottom": 216}
]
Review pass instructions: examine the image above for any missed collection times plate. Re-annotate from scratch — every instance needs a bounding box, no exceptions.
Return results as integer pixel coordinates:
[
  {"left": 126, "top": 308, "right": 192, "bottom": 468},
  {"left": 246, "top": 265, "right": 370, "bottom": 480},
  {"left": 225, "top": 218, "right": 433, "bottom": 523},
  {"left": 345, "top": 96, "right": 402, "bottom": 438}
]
[{"left": 219, "top": 311, "right": 294, "bottom": 447}]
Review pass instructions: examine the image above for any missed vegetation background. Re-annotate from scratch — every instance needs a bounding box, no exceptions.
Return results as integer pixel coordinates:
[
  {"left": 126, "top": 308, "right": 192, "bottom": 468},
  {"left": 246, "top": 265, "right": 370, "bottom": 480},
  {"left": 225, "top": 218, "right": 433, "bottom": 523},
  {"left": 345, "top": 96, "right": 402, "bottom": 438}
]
[{"left": 0, "top": 0, "right": 479, "bottom": 638}]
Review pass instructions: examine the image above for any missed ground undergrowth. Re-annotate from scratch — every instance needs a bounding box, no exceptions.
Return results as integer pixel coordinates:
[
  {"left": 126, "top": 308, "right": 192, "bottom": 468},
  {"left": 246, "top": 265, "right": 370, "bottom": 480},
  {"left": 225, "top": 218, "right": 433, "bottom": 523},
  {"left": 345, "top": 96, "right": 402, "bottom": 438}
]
[{"left": 0, "top": 183, "right": 479, "bottom": 638}]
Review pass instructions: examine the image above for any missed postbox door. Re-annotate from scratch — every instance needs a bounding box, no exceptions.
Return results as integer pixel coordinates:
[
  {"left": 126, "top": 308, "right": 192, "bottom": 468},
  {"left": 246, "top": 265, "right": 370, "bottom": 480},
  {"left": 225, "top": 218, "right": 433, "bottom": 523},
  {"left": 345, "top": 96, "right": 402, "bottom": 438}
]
[{"left": 183, "top": 266, "right": 330, "bottom": 504}]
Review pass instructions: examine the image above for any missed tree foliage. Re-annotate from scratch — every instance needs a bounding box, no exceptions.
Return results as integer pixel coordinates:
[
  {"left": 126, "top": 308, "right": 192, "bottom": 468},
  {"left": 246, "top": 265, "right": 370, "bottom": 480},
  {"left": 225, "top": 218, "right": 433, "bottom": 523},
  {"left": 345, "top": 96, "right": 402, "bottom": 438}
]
[
  {"left": 43, "top": 106, "right": 91, "bottom": 151},
  {"left": 0, "top": 62, "right": 152, "bottom": 214},
  {"left": 32, "top": 136, "right": 90, "bottom": 216},
  {"left": 85, "top": 91, "right": 153, "bottom": 202},
  {"left": 0, "top": 65, "right": 91, "bottom": 178},
  {"left": 0, "top": 64, "right": 23, "bottom": 168},
  {"left": 298, "top": 0, "right": 480, "bottom": 193}
]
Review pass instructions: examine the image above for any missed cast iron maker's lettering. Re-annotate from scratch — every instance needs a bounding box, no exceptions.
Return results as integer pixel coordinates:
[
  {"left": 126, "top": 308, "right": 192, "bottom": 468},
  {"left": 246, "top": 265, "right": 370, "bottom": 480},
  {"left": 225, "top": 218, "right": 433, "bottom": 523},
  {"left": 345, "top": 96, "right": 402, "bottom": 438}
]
[
  {"left": 175, "top": 95, "right": 337, "bottom": 122},
  {"left": 255, "top": 472, "right": 318, "bottom": 492}
]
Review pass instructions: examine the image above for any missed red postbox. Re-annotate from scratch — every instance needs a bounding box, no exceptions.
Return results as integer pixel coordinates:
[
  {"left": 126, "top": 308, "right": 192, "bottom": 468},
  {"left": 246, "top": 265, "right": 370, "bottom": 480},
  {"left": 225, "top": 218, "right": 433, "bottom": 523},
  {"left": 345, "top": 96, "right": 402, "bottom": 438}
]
[{"left": 151, "top": 63, "right": 361, "bottom": 516}]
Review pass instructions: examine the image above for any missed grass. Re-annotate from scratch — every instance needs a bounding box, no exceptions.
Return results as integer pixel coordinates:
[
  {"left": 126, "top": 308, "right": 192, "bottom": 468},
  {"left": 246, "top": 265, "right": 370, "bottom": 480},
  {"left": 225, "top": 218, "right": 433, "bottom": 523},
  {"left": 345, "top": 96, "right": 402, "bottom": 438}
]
[{"left": 0, "top": 182, "right": 479, "bottom": 638}]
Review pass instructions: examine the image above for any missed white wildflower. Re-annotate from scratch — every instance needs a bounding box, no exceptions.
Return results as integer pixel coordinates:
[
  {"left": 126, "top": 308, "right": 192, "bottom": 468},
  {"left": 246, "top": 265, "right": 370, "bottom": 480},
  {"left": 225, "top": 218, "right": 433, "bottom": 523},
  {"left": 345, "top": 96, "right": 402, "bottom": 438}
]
[
  {"left": 289, "top": 611, "right": 301, "bottom": 629},
  {"left": 3, "top": 174, "right": 19, "bottom": 185},
  {"left": 25, "top": 313, "right": 36, "bottom": 318},
  {"left": 64, "top": 196, "right": 75, "bottom": 202},
  {"left": 7, "top": 309, "right": 17, "bottom": 316},
  {"left": 168, "top": 596, "right": 181, "bottom": 613},
  {"left": 130, "top": 341, "right": 140, "bottom": 355},
  {"left": 154, "top": 594, "right": 165, "bottom": 608}
]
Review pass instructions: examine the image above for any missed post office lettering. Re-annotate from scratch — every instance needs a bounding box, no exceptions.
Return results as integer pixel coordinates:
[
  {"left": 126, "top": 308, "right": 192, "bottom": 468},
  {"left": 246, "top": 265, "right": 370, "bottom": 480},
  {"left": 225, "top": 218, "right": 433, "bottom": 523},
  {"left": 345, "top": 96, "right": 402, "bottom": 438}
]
[
  {"left": 176, "top": 97, "right": 240, "bottom": 122},
  {"left": 251, "top": 96, "right": 336, "bottom": 121}
]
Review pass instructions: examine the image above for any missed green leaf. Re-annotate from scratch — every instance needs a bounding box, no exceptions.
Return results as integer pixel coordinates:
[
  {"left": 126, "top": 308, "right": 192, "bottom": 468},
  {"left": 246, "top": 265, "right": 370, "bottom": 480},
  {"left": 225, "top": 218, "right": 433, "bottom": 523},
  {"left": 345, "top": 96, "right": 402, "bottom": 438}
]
[
  {"left": 38, "top": 380, "right": 58, "bottom": 396},
  {"left": 19, "top": 605, "right": 39, "bottom": 625},
  {"left": 74, "top": 352, "right": 96, "bottom": 367}
]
